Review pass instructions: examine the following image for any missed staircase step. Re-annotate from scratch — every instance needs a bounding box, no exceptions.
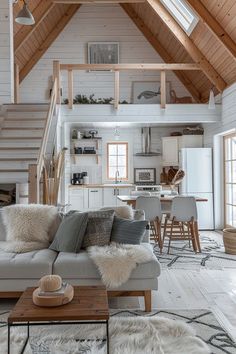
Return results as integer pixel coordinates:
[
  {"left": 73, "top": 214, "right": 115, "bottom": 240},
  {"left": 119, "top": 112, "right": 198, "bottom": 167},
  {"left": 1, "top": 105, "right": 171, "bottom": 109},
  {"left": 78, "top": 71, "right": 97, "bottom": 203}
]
[
  {"left": 0, "top": 141, "right": 41, "bottom": 148},
  {"left": 0, "top": 158, "right": 36, "bottom": 161},
  {"left": 0, "top": 152, "right": 39, "bottom": 158},
  {"left": 0, "top": 129, "right": 43, "bottom": 138},
  {"left": 3, "top": 104, "right": 48, "bottom": 112},
  {"left": 0, "top": 161, "right": 36, "bottom": 169},
  {"left": 0, "top": 147, "right": 39, "bottom": 150},
  {"left": 0, "top": 136, "right": 42, "bottom": 140},
  {"left": 0, "top": 169, "right": 28, "bottom": 172},
  {"left": 3, "top": 120, "right": 45, "bottom": 128},
  {"left": 0, "top": 172, "right": 29, "bottom": 183},
  {"left": 6, "top": 112, "right": 47, "bottom": 119}
]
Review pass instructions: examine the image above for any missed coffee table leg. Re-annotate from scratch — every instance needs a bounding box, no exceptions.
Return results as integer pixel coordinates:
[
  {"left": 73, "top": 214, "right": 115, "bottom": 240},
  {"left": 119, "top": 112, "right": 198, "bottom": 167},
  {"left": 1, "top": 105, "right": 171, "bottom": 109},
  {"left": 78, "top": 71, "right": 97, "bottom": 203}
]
[
  {"left": 106, "top": 320, "right": 109, "bottom": 354},
  {"left": 8, "top": 324, "right": 10, "bottom": 354}
]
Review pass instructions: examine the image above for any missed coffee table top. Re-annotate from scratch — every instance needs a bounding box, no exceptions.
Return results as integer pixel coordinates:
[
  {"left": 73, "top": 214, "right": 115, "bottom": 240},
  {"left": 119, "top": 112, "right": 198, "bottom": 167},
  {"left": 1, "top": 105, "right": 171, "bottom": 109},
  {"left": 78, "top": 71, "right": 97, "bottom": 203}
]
[{"left": 8, "top": 286, "right": 109, "bottom": 323}]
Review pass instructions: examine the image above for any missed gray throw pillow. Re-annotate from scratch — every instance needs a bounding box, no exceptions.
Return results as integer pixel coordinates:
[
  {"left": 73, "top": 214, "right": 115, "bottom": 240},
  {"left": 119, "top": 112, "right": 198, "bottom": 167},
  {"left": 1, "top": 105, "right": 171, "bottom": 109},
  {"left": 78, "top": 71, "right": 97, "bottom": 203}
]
[
  {"left": 49, "top": 212, "right": 88, "bottom": 253},
  {"left": 82, "top": 210, "right": 115, "bottom": 248},
  {"left": 111, "top": 216, "right": 148, "bottom": 245}
]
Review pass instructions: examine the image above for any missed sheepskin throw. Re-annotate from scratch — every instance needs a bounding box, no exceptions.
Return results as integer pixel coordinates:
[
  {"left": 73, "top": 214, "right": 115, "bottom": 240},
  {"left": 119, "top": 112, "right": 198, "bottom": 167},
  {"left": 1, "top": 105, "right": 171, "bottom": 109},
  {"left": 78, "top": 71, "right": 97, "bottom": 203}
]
[
  {"left": 88, "top": 243, "right": 155, "bottom": 288},
  {"left": 2, "top": 204, "right": 58, "bottom": 253},
  {"left": 101, "top": 205, "right": 134, "bottom": 220}
]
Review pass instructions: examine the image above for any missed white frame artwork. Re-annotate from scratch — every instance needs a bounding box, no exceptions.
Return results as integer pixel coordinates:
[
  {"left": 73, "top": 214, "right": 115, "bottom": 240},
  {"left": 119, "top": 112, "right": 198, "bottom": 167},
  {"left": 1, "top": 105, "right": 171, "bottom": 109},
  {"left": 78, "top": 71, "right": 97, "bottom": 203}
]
[
  {"left": 132, "top": 81, "right": 171, "bottom": 104},
  {"left": 88, "top": 42, "right": 119, "bottom": 65}
]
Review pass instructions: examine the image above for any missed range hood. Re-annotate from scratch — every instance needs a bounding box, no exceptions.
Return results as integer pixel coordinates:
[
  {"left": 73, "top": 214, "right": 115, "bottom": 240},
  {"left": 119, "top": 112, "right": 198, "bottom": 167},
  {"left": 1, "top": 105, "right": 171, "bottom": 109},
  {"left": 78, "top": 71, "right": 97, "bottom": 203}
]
[{"left": 135, "top": 127, "right": 161, "bottom": 157}]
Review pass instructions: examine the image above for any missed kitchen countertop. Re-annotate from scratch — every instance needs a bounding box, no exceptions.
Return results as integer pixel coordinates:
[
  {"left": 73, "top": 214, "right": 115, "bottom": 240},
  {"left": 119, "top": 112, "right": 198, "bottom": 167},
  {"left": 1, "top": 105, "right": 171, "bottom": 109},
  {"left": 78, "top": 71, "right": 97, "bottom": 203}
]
[{"left": 69, "top": 184, "right": 134, "bottom": 188}]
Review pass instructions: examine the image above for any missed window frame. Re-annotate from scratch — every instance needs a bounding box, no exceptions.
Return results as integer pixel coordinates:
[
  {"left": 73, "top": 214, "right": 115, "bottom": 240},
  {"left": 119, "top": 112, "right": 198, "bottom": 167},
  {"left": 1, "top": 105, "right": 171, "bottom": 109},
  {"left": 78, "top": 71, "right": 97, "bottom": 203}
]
[
  {"left": 224, "top": 132, "right": 236, "bottom": 228},
  {"left": 160, "top": 0, "right": 199, "bottom": 35},
  {"left": 107, "top": 142, "right": 128, "bottom": 181}
]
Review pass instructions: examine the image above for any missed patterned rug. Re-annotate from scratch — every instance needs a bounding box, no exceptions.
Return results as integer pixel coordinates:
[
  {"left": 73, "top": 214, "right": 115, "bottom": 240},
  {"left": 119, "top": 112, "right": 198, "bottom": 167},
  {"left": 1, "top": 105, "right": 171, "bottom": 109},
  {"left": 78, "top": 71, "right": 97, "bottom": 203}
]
[
  {"left": 0, "top": 306, "right": 236, "bottom": 353},
  {"left": 153, "top": 232, "right": 236, "bottom": 269}
]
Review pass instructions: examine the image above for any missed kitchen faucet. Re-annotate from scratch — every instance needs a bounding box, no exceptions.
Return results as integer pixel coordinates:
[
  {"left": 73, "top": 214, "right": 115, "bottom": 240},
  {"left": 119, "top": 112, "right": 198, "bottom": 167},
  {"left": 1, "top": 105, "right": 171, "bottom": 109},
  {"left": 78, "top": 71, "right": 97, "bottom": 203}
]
[{"left": 115, "top": 170, "right": 120, "bottom": 184}]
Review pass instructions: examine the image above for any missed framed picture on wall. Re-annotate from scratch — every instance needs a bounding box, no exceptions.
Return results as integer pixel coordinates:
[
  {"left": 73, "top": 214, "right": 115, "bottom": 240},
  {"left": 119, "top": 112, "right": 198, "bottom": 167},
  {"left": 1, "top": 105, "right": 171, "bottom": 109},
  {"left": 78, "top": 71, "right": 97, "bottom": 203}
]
[
  {"left": 132, "top": 81, "right": 171, "bottom": 104},
  {"left": 88, "top": 42, "right": 119, "bottom": 65},
  {"left": 134, "top": 168, "right": 156, "bottom": 185}
]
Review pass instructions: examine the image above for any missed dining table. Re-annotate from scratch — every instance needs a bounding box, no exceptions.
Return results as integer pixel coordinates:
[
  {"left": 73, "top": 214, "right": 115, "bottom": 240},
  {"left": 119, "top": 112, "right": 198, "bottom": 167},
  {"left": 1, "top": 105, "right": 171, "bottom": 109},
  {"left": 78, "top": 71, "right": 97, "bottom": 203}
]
[{"left": 117, "top": 195, "right": 208, "bottom": 253}]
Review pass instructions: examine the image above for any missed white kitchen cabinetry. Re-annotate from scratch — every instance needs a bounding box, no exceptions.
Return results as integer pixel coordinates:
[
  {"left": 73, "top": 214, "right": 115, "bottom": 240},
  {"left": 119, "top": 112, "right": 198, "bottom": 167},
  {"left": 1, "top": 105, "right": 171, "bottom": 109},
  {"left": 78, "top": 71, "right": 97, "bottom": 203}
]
[
  {"left": 103, "top": 187, "right": 134, "bottom": 207},
  {"left": 117, "top": 187, "right": 134, "bottom": 206},
  {"left": 88, "top": 188, "right": 103, "bottom": 209},
  {"left": 162, "top": 136, "right": 203, "bottom": 166},
  {"left": 69, "top": 188, "right": 85, "bottom": 211}
]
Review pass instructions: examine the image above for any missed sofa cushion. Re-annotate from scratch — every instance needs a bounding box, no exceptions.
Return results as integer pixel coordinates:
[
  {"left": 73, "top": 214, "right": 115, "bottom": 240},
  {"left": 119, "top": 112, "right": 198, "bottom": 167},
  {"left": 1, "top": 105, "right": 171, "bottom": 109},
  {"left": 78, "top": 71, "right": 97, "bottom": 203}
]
[
  {"left": 111, "top": 216, "right": 148, "bottom": 244},
  {"left": 101, "top": 205, "right": 134, "bottom": 220},
  {"left": 82, "top": 210, "right": 115, "bottom": 248},
  {"left": 0, "top": 242, "right": 57, "bottom": 279},
  {"left": 0, "top": 210, "right": 6, "bottom": 241},
  {"left": 53, "top": 243, "right": 161, "bottom": 279},
  {"left": 49, "top": 212, "right": 88, "bottom": 253}
]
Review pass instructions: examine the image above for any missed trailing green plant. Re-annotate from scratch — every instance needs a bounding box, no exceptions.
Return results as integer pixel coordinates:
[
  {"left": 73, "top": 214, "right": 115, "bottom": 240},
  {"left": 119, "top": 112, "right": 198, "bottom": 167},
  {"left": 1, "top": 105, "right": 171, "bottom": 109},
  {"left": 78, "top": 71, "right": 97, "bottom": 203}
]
[{"left": 63, "top": 94, "right": 129, "bottom": 104}]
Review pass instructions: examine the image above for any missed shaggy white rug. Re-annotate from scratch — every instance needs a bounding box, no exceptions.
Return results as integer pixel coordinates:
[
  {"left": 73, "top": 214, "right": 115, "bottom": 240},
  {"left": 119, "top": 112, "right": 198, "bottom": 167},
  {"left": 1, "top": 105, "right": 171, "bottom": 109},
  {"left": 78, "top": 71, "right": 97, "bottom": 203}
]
[
  {"left": 0, "top": 316, "right": 210, "bottom": 354},
  {"left": 88, "top": 242, "right": 155, "bottom": 288}
]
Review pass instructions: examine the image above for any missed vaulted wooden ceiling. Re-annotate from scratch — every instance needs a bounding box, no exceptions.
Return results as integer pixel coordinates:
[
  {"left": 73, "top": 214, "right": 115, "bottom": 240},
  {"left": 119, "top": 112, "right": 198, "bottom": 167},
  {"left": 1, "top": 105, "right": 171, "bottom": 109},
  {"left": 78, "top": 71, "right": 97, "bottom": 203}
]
[{"left": 13, "top": 0, "right": 236, "bottom": 102}]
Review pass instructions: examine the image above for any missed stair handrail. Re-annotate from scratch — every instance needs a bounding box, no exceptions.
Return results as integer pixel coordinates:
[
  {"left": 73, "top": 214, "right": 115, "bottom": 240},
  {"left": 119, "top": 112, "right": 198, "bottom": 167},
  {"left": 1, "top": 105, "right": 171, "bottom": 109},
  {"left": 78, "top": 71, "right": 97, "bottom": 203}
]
[{"left": 28, "top": 78, "right": 58, "bottom": 203}]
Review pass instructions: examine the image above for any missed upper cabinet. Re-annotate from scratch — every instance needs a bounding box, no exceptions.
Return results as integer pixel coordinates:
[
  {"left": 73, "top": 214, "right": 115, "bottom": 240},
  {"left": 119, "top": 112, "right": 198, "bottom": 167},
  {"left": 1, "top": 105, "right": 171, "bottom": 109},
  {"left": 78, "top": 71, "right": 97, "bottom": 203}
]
[{"left": 162, "top": 135, "right": 203, "bottom": 166}]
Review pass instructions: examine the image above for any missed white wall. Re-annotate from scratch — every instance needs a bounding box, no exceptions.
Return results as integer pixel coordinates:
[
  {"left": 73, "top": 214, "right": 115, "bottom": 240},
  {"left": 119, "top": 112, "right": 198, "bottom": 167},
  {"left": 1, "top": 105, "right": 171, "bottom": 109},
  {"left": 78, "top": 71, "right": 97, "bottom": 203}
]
[
  {"left": 0, "top": 0, "right": 14, "bottom": 104},
  {"left": 20, "top": 4, "right": 192, "bottom": 103},
  {"left": 203, "top": 83, "right": 236, "bottom": 229}
]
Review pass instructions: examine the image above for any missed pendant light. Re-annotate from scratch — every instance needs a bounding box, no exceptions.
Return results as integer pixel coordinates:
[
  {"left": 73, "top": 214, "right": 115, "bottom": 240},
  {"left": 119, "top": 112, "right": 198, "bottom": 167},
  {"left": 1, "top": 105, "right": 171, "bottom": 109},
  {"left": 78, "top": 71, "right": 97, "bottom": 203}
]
[
  {"left": 15, "top": 0, "right": 35, "bottom": 26},
  {"left": 208, "top": 88, "right": 216, "bottom": 110}
]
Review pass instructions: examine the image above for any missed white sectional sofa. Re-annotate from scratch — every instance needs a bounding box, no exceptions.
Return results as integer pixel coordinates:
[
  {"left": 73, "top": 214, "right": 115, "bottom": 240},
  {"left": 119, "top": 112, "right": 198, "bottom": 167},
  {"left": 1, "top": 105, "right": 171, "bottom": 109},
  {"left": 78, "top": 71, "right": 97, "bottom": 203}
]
[{"left": 0, "top": 209, "right": 161, "bottom": 311}]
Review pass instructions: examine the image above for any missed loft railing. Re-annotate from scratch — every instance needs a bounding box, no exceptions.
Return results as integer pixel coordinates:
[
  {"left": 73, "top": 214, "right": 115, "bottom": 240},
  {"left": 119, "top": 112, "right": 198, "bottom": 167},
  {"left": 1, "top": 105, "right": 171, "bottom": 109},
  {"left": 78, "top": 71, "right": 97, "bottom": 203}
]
[
  {"left": 52, "top": 60, "right": 202, "bottom": 110},
  {"left": 28, "top": 78, "right": 58, "bottom": 203}
]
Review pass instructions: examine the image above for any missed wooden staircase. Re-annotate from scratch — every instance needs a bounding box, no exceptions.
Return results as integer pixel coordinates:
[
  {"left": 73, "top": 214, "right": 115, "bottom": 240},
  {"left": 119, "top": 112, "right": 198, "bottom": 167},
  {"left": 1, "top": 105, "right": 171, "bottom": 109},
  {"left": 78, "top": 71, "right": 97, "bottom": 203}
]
[{"left": 0, "top": 104, "right": 49, "bottom": 202}]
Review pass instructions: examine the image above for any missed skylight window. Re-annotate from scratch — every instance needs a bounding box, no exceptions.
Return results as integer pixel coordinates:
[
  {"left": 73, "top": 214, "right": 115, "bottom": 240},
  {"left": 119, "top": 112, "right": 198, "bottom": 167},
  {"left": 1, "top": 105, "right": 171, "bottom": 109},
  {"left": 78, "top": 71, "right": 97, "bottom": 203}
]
[{"left": 161, "top": 0, "right": 199, "bottom": 35}]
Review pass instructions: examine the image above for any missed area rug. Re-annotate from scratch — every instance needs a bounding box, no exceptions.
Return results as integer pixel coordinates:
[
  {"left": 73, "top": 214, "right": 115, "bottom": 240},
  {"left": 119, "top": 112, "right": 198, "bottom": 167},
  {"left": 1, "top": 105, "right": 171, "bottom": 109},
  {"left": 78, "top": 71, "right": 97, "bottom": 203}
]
[
  {"left": 153, "top": 232, "right": 236, "bottom": 269},
  {"left": 0, "top": 307, "right": 236, "bottom": 353}
]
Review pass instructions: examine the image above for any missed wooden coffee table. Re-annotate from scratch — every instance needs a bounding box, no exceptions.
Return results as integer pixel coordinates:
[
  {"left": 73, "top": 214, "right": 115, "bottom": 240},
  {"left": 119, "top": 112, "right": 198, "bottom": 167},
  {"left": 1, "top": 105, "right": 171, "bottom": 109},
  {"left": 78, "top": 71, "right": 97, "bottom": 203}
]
[{"left": 8, "top": 285, "right": 109, "bottom": 354}]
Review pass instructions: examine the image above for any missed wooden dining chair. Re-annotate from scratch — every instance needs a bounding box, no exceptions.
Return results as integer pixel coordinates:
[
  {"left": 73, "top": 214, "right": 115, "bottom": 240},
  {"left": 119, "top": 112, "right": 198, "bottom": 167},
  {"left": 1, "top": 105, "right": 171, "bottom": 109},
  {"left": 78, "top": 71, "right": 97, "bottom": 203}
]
[
  {"left": 136, "top": 196, "right": 163, "bottom": 253},
  {"left": 163, "top": 196, "right": 199, "bottom": 254}
]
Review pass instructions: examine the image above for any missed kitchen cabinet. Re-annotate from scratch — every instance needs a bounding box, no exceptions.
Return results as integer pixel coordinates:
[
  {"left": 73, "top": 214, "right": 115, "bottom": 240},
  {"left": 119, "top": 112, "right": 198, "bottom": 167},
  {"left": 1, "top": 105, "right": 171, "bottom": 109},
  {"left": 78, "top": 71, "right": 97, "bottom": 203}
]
[
  {"left": 69, "top": 188, "right": 85, "bottom": 211},
  {"left": 103, "top": 187, "right": 134, "bottom": 207},
  {"left": 162, "top": 136, "right": 203, "bottom": 166},
  {"left": 88, "top": 188, "right": 103, "bottom": 209}
]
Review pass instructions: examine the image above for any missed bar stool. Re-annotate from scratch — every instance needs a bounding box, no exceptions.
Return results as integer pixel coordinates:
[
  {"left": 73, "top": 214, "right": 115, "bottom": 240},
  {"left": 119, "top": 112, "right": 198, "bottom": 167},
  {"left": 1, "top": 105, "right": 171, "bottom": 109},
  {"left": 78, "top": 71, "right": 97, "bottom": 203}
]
[
  {"left": 136, "top": 196, "right": 163, "bottom": 253},
  {"left": 163, "top": 196, "right": 199, "bottom": 254}
]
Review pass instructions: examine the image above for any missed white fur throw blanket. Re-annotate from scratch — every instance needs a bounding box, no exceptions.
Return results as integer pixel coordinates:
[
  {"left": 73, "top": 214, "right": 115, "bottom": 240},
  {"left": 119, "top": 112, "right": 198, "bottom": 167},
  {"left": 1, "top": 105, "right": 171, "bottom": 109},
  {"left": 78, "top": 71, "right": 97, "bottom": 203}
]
[{"left": 88, "top": 243, "right": 155, "bottom": 288}]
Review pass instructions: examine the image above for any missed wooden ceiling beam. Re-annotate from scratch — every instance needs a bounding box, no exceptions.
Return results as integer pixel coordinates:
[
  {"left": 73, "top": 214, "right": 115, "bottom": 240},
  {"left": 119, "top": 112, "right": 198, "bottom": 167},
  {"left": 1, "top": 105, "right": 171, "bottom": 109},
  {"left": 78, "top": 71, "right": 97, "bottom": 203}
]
[
  {"left": 146, "top": 0, "right": 227, "bottom": 92},
  {"left": 14, "top": 1, "right": 55, "bottom": 53},
  {"left": 60, "top": 63, "right": 201, "bottom": 70},
  {"left": 120, "top": 3, "right": 202, "bottom": 102},
  {"left": 19, "top": 5, "right": 80, "bottom": 83},
  {"left": 53, "top": 0, "right": 145, "bottom": 3},
  {"left": 186, "top": 0, "right": 236, "bottom": 60}
]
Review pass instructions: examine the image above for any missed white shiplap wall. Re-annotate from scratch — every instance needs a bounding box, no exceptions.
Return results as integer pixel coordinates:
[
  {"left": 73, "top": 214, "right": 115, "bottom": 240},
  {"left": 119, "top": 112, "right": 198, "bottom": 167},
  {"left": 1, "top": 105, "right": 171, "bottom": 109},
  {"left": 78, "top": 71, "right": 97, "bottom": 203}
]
[
  {"left": 0, "top": 0, "right": 14, "bottom": 104},
  {"left": 20, "top": 4, "right": 192, "bottom": 103}
]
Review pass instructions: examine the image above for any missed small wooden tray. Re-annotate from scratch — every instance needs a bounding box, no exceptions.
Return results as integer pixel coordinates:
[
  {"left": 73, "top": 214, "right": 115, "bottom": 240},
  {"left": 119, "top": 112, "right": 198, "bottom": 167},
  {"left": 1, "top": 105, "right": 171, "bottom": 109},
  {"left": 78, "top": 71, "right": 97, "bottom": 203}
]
[{"left": 33, "top": 284, "right": 74, "bottom": 307}]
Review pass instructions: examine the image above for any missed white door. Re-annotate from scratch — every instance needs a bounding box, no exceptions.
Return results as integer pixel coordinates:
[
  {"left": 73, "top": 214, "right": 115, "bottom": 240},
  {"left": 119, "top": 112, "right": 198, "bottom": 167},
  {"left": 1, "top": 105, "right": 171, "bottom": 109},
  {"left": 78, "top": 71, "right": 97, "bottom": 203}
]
[
  {"left": 88, "top": 188, "right": 103, "bottom": 209},
  {"left": 103, "top": 188, "right": 117, "bottom": 207},
  {"left": 185, "top": 148, "right": 213, "bottom": 193},
  {"left": 162, "top": 137, "right": 179, "bottom": 166}
]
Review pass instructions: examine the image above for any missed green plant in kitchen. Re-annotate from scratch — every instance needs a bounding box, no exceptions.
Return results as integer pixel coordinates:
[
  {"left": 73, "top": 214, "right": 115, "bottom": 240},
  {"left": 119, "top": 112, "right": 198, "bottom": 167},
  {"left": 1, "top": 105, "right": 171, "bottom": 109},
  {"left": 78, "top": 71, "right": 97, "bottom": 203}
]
[{"left": 63, "top": 94, "right": 128, "bottom": 104}]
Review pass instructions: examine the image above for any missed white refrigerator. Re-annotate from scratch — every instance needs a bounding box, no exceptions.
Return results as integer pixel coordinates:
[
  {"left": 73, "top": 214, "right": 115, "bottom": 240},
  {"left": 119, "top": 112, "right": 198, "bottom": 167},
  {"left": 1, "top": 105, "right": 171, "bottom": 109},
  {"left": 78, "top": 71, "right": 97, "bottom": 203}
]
[{"left": 179, "top": 148, "right": 214, "bottom": 230}]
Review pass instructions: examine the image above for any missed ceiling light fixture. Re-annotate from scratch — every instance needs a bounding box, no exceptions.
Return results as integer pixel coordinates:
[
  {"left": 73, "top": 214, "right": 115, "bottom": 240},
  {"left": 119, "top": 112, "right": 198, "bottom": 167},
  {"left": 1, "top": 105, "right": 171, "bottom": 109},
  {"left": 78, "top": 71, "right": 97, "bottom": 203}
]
[
  {"left": 208, "top": 88, "right": 216, "bottom": 110},
  {"left": 15, "top": 0, "right": 35, "bottom": 26}
]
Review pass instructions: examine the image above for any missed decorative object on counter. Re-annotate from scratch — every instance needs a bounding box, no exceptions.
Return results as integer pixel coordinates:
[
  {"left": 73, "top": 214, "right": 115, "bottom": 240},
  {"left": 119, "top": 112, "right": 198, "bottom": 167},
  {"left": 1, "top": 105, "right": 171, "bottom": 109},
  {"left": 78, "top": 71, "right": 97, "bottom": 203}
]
[
  {"left": 160, "top": 168, "right": 168, "bottom": 184},
  {"left": 134, "top": 168, "right": 156, "bottom": 185},
  {"left": 170, "top": 89, "right": 193, "bottom": 103},
  {"left": 223, "top": 228, "right": 236, "bottom": 255},
  {"left": 83, "top": 147, "right": 96, "bottom": 154},
  {"left": 89, "top": 130, "right": 98, "bottom": 139},
  {"left": 167, "top": 167, "right": 179, "bottom": 183},
  {"left": 83, "top": 175, "right": 89, "bottom": 184},
  {"left": 43, "top": 148, "right": 67, "bottom": 205},
  {"left": 71, "top": 129, "right": 78, "bottom": 140},
  {"left": 74, "top": 147, "right": 83, "bottom": 154},
  {"left": 132, "top": 81, "right": 171, "bottom": 104},
  {"left": 183, "top": 126, "right": 204, "bottom": 135},
  {"left": 170, "top": 132, "right": 182, "bottom": 136},
  {"left": 169, "top": 169, "right": 185, "bottom": 194},
  {"left": 33, "top": 275, "right": 74, "bottom": 307},
  {"left": 63, "top": 94, "right": 128, "bottom": 105},
  {"left": 71, "top": 173, "right": 84, "bottom": 185}
]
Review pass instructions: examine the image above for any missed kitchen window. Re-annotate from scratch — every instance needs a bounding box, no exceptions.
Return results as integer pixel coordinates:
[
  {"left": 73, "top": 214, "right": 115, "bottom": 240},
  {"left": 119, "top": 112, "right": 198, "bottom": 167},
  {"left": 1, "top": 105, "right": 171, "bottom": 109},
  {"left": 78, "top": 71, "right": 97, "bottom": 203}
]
[
  {"left": 224, "top": 133, "right": 236, "bottom": 227},
  {"left": 107, "top": 142, "right": 128, "bottom": 180}
]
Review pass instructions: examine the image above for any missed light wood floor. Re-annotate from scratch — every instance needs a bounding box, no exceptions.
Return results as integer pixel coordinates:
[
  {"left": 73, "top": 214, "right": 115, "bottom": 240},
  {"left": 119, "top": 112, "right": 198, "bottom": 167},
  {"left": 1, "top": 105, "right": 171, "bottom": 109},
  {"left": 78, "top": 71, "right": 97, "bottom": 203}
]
[{"left": 113, "top": 232, "right": 236, "bottom": 341}]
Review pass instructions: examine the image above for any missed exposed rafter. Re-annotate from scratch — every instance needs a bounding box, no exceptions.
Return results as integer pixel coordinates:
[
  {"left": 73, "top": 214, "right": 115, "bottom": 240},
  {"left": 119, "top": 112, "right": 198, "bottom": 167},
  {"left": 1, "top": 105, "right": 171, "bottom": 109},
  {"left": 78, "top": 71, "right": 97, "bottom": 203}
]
[
  {"left": 19, "top": 5, "right": 80, "bottom": 82},
  {"left": 14, "top": 1, "right": 55, "bottom": 53},
  {"left": 53, "top": 0, "right": 145, "bottom": 2},
  {"left": 146, "top": 0, "right": 227, "bottom": 92},
  {"left": 186, "top": 0, "right": 236, "bottom": 60},
  {"left": 121, "top": 3, "right": 202, "bottom": 102}
]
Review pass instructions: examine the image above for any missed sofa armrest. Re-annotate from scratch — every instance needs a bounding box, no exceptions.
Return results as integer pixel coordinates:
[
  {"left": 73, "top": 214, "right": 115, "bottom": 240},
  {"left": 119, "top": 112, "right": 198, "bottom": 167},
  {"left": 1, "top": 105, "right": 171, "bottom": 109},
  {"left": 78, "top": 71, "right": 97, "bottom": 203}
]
[{"left": 134, "top": 209, "right": 150, "bottom": 243}]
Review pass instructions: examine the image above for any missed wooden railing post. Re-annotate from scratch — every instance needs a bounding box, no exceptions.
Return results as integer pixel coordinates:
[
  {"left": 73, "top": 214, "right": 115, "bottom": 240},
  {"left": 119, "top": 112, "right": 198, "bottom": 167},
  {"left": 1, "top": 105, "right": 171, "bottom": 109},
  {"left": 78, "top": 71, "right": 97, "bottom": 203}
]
[
  {"left": 28, "top": 164, "right": 39, "bottom": 204},
  {"left": 14, "top": 63, "right": 20, "bottom": 104},
  {"left": 160, "top": 70, "right": 166, "bottom": 109},
  {"left": 53, "top": 60, "right": 61, "bottom": 104},
  {"left": 114, "top": 70, "right": 120, "bottom": 110},
  {"left": 68, "top": 69, "right": 73, "bottom": 109}
]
